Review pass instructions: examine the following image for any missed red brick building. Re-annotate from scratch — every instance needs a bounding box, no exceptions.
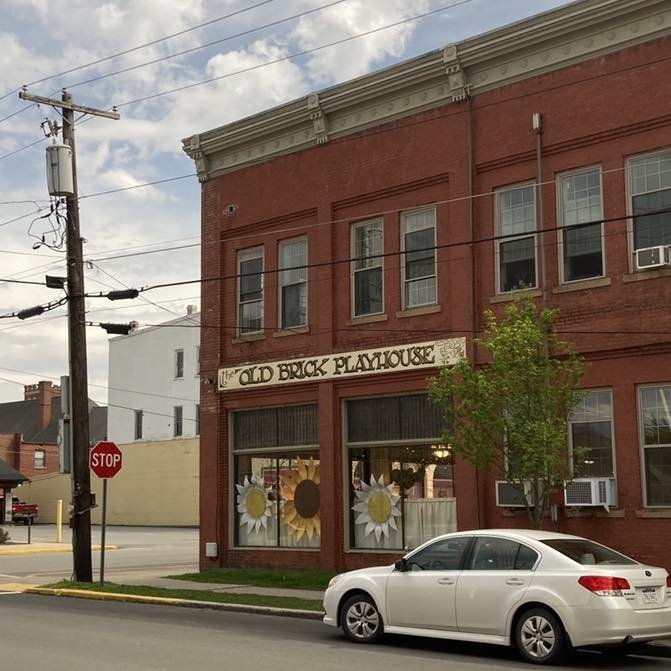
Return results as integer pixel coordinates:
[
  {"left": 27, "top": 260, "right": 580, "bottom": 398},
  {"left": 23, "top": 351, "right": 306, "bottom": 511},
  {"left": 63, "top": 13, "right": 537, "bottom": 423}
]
[{"left": 184, "top": 0, "right": 671, "bottom": 571}]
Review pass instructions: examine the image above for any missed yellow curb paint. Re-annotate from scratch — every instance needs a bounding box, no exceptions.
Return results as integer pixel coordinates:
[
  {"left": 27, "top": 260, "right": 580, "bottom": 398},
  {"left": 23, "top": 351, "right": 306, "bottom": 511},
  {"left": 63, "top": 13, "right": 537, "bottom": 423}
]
[
  {"left": 28, "top": 588, "right": 184, "bottom": 606},
  {"left": 0, "top": 544, "right": 117, "bottom": 556},
  {"left": 0, "top": 583, "right": 39, "bottom": 592}
]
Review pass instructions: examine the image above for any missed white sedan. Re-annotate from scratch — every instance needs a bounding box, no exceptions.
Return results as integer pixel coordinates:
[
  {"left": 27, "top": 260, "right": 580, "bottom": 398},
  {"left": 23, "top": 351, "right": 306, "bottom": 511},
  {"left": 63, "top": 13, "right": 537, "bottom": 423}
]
[{"left": 323, "top": 529, "right": 671, "bottom": 664}]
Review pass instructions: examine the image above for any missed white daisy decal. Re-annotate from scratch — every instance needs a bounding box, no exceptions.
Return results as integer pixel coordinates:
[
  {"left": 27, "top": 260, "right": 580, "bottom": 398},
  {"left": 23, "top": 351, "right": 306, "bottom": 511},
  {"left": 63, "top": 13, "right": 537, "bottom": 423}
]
[
  {"left": 352, "top": 474, "right": 402, "bottom": 542},
  {"left": 236, "top": 475, "right": 273, "bottom": 534}
]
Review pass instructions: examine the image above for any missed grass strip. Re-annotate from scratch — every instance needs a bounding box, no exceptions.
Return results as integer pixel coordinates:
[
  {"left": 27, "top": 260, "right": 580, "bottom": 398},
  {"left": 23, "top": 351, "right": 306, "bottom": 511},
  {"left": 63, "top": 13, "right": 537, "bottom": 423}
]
[
  {"left": 166, "top": 568, "right": 336, "bottom": 591},
  {"left": 42, "top": 581, "right": 324, "bottom": 611}
]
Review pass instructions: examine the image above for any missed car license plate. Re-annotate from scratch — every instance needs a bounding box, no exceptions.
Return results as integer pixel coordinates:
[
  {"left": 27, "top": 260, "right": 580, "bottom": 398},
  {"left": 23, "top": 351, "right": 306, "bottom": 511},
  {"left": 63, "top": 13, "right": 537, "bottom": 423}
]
[{"left": 641, "top": 588, "right": 658, "bottom": 604}]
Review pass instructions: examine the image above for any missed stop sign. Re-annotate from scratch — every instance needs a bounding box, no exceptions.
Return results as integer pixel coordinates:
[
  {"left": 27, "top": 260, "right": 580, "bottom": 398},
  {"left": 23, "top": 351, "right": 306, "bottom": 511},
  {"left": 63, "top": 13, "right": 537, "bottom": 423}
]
[{"left": 90, "top": 441, "right": 123, "bottom": 479}]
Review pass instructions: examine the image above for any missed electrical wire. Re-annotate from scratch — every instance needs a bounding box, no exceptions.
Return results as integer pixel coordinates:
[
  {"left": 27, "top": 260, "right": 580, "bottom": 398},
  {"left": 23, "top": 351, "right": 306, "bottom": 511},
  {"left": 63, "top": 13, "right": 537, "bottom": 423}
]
[
  {"left": 0, "top": 0, "right": 282, "bottom": 103},
  {"left": 115, "top": 1, "right": 474, "bottom": 109},
  {"left": 65, "top": 0, "right": 353, "bottom": 91}
]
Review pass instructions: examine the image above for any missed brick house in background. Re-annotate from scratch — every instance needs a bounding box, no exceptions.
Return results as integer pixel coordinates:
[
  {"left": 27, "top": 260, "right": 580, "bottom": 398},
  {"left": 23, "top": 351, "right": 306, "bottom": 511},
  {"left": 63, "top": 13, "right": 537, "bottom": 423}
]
[
  {"left": 184, "top": 0, "right": 671, "bottom": 571},
  {"left": 0, "top": 380, "right": 108, "bottom": 479}
]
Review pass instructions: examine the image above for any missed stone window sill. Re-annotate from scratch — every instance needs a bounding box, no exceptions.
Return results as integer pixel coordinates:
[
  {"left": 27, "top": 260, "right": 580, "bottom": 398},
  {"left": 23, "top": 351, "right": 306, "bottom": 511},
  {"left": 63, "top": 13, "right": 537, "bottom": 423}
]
[
  {"left": 489, "top": 289, "right": 542, "bottom": 304},
  {"left": 273, "top": 326, "right": 310, "bottom": 338},
  {"left": 635, "top": 509, "right": 671, "bottom": 518},
  {"left": 396, "top": 304, "right": 441, "bottom": 319},
  {"left": 623, "top": 267, "right": 671, "bottom": 283},
  {"left": 565, "top": 507, "right": 625, "bottom": 518},
  {"left": 346, "top": 313, "right": 388, "bottom": 326},
  {"left": 232, "top": 333, "right": 265, "bottom": 344},
  {"left": 552, "top": 277, "right": 611, "bottom": 294}
]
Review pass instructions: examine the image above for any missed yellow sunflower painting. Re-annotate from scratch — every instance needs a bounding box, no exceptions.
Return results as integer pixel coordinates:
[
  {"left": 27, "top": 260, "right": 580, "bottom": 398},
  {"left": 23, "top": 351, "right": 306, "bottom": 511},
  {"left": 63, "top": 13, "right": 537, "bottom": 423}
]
[
  {"left": 280, "top": 458, "right": 321, "bottom": 541},
  {"left": 352, "top": 474, "right": 401, "bottom": 542},
  {"left": 236, "top": 475, "right": 273, "bottom": 534}
]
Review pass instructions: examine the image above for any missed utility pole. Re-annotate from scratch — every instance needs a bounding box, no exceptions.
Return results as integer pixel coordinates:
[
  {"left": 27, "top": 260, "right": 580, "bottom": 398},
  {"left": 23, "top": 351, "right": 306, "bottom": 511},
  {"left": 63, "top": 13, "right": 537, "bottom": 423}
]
[{"left": 19, "top": 89, "right": 119, "bottom": 581}]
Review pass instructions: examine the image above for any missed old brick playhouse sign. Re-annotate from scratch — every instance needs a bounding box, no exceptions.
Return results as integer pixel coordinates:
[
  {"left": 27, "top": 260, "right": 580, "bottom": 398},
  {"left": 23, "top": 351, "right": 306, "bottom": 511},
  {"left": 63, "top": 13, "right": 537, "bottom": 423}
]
[{"left": 218, "top": 338, "right": 466, "bottom": 391}]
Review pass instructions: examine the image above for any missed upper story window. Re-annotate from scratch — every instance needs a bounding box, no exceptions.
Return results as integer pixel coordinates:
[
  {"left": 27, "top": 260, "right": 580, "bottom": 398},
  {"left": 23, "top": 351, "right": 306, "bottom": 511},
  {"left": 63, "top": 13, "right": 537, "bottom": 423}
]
[
  {"left": 630, "top": 149, "right": 671, "bottom": 254},
  {"left": 278, "top": 238, "right": 307, "bottom": 329},
  {"left": 173, "top": 406, "right": 183, "bottom": 438},
  {"left": 639, "top": 385, "right": 671, "bottom": 507},
  {"left": 402, "top": 208, "right": 436, "bottom": 309},
  {"left": 174, "top": 349, "right": 184, "bottom": 379},
  {"left": 569, "top": 390, "right": 614, "bottom": 478},
  {"left": 34, "top": 449, "right": 46, "bottom": 469},
  {"left": 237, "top": 247, "right": 264, "bottom": 335},
  {"left": 559, "top": 168, "right": 604, "bottom": 282},
  {"left": 496, "top": 185, "right": 537, "bottom": 293},
  {"left": 134, "top": 409, "right": 143, "bottom": 441},
  {"left": 351, "top": 220, "right": 383, "bottom": 317}
]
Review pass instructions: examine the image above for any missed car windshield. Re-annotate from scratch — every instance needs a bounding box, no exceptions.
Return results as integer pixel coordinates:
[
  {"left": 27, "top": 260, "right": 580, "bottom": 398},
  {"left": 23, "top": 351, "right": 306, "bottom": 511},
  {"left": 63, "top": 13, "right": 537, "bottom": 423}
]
[{"left": 541, "top": 539, "right": 638, "bottom": 565}]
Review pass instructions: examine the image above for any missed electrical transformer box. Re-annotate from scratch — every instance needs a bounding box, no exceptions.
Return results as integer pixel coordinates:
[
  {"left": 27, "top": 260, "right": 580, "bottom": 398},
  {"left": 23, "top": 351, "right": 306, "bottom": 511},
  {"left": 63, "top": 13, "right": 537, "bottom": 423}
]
[{"left": 46, "top": 143, "right": 74, "bottom": 196}]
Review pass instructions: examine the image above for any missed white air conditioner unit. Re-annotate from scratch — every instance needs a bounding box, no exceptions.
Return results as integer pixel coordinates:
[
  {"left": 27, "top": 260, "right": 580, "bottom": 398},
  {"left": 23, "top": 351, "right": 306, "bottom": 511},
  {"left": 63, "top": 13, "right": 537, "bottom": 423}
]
[
  {"left": 635, "top": 245, "right": 670, "bottom": 270},
  {"left": 496, "top": 480, "right": 538, "bottom": 507},
  {"left": 564, "top": 478, "right": 617, "bottom": 511}
]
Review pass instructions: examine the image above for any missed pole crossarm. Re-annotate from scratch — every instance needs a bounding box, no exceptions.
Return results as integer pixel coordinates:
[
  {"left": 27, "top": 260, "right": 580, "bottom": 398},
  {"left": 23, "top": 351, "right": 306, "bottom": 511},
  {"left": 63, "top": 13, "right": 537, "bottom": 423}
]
[{"left": 19, "top": 90, "right": 120, "bottom": 120}]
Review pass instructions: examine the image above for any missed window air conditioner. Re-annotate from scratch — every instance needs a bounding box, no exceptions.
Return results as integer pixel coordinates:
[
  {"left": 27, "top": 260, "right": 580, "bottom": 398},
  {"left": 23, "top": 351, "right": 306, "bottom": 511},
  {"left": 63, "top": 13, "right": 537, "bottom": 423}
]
[
  {"left": 564, "top": 478, "right": 617, "bottom": 511},
  {"left": 635, "top": 245, "right": 670, "bottom": 270},
  {"left": 496, "top": 480, "right": 537, "bottom": 507}
]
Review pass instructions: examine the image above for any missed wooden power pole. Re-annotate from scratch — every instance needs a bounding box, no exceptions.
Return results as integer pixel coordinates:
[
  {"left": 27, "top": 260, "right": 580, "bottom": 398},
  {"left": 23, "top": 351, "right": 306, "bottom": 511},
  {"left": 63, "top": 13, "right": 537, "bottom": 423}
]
[{"left": 19, "top": 89, "right": 119, "bottom": 581}]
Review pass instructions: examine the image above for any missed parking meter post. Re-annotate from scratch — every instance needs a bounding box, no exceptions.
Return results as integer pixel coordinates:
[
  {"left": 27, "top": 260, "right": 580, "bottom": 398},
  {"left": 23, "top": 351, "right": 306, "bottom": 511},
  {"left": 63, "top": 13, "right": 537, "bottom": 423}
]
[
  {"left": 28, "top": 515, "right": 31, "bottom": 544},
  {"left": 100, "top": 478, "right": 107, "bottom": 589}
]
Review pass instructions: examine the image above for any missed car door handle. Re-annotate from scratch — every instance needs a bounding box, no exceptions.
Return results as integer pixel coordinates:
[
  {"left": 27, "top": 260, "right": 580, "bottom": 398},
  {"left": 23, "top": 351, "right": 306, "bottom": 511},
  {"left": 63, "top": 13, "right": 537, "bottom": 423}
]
[
  {"left": 506, "top": 578, "right": 524, "bottom": 586},
  {"left": 437, "top": 578, "right": 455, "bottom": 585}
]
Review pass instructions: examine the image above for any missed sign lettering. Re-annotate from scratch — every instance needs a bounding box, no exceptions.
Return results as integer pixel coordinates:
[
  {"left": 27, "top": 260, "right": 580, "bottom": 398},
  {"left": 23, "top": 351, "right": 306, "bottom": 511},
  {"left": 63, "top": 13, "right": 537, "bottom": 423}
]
[{"left": 218, "top": 338, "right": 465, "bottom": 392}]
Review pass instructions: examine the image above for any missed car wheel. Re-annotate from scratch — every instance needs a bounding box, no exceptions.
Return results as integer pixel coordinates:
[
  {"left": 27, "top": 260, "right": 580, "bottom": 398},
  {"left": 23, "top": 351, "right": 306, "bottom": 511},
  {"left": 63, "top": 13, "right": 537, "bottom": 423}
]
[
  {"left": 340, "top": 594, "right": 383, "bottom": 644},
  {"left": 514, "top": 607, "right": 566, "bottom": 665}
]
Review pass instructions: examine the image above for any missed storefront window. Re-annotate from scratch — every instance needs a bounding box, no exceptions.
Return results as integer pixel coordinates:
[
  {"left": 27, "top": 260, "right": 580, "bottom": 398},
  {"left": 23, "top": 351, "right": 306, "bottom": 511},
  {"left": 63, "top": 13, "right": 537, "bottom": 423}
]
[
  {"left": 346, "top": 394, "right": 455, "bottom": 551},
  {"left": 233, "top": 405, "right": 320, "bottom": 548}
]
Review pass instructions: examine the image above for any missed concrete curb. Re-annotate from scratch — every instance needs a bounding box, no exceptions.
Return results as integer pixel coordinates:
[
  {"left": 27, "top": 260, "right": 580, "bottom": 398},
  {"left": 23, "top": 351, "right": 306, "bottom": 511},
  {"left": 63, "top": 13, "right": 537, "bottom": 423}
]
[{"left": 26, "top": 587, "right": 324, "bottom": 620}]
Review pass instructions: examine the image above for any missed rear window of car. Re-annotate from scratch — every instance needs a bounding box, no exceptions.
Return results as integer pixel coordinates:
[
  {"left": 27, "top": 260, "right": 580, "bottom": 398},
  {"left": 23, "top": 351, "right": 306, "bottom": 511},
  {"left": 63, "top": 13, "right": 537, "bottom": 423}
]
[{"left": 541, "top": 539, "right": 638, "bottom": 565}]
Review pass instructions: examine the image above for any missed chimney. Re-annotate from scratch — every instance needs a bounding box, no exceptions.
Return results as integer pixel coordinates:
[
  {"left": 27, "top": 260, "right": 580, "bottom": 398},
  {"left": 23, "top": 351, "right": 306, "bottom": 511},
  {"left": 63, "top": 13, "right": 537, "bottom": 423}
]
[
  {"left": 26, "top": 381, "right": 59, "bottom": 430},
  {"left": 129, "top": 320, "right": 140, "bottom": 333},
  {"left": 186, "top": 304, "right": 198, "bottom": 316}
]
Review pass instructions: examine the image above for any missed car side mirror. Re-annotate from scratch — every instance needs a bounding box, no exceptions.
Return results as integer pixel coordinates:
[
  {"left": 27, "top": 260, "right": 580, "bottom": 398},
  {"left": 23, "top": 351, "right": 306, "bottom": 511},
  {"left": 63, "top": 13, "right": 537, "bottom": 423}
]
[{"left": 394, "top": 558, "right": 408, "bottom": 572}]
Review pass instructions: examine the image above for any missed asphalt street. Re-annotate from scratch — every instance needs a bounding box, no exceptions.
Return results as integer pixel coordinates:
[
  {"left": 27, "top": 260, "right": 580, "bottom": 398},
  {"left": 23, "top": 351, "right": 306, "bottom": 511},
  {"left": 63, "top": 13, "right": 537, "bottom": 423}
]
[
  {"left": 0, "top": 525, "right": 198, "bottom": 585},
  {"left": 2, "top": 593, "right": 669, "bottom": 671}
]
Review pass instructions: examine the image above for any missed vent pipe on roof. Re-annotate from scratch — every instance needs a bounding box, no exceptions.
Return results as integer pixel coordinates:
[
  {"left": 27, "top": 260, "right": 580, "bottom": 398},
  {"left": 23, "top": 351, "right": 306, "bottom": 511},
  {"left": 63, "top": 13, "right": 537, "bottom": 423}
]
[{"left": 186, "top": 304, "right": 198, "bottom": 315}]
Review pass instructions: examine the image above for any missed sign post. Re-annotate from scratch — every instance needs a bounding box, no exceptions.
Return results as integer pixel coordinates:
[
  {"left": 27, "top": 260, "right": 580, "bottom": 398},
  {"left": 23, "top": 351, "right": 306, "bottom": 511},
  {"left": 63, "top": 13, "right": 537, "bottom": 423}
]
[{"left": 89, "top": 441, "right": 123, "bottom": 588}]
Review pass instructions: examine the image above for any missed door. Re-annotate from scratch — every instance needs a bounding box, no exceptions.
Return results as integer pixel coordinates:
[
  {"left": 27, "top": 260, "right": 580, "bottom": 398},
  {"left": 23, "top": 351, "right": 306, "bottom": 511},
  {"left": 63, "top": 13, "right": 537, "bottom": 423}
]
[
  {"left": 385, "top": 536, "right": 471, "bottom": 631},
  {"left": 456, "top": 536, "right": 537, "bottom": 636}
]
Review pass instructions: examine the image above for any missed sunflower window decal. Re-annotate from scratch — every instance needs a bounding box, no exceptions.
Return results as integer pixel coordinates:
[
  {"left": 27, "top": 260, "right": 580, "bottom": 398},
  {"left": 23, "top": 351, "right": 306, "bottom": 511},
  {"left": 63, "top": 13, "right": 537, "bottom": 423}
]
[
  {"left": 281, "top": 457, "right": 321, "bottom": 541},
  {"left": 236, "top": 474, "right": 273, "bottom": 535},
  {"left": 352, "top": 474, "right": 402, "bottom": 542}
]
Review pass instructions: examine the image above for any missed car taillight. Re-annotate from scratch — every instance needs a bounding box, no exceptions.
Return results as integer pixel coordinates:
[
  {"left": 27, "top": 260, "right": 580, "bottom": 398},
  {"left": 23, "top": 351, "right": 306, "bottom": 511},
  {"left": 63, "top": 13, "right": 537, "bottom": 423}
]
[
  {"left": 579, "top": 576, "right": 631, "bottom": 596},
  {"left": 666, "top": 576, "right": 671, "bottom": 589}
]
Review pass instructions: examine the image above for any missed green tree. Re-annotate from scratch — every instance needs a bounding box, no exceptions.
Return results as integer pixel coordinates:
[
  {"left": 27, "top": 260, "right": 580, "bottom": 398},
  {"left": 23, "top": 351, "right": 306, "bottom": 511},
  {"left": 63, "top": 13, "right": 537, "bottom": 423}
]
[{"left": 429, "top": 294, "right": 586, "bottom": 529}]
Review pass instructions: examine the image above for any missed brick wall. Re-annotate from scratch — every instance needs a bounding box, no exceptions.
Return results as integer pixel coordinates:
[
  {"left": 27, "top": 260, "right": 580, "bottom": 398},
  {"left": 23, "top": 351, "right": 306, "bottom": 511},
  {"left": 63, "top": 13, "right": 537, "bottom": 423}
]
[{"left": 198, "top": 36, "right": 671, "bottom": 570}]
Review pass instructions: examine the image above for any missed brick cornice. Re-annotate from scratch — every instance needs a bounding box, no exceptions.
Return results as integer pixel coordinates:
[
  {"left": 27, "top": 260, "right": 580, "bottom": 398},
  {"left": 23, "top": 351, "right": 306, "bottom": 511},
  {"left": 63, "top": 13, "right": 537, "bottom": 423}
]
[{"left": 183, "top": 0, "right": 671, "bottom": 182}]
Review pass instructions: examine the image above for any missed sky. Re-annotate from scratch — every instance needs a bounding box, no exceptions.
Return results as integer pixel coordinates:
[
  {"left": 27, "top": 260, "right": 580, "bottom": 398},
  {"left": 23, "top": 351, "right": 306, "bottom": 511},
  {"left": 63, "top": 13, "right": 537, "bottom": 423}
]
[{"left": 0, "top": 0, "right": 574, "bottom": 406}]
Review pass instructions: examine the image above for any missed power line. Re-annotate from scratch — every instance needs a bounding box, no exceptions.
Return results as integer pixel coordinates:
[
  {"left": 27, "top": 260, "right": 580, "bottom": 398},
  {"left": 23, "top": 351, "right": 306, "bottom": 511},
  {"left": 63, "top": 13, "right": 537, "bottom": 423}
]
[
  {"left": 0, "top": 0, "right": 282, "bottom": 104},
  {"left": 66, "top": 0, "right": 351, "bottom": 91},
  {"left": 116, "top": 1, "right": 474, "bottom": 109},
  {"left": 133, "top": 206, "right": 671, "bottom": 293}
]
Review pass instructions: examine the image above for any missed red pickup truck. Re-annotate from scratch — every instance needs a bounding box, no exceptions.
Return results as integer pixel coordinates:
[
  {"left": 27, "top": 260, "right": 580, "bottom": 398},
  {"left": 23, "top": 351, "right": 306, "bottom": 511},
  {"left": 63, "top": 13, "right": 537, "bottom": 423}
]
[{"left": 0, "top": 497, "right": 39, "bottom": 524}]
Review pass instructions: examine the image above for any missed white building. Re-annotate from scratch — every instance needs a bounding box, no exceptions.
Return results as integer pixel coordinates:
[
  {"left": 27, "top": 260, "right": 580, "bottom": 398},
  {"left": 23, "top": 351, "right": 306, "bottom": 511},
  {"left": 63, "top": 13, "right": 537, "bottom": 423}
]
[{"left": 107, "top": 306, "right": 200, "bottom": 444}]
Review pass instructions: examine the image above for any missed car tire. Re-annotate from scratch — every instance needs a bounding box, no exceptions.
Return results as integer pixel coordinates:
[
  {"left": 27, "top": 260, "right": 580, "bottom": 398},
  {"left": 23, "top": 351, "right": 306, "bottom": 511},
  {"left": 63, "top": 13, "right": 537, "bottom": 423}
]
[
  {"left": 514, "top": 607, "right": 566, "bottom": 665},
  {"left": 340, "top": 594, "right": 383, "bottom": 644}
]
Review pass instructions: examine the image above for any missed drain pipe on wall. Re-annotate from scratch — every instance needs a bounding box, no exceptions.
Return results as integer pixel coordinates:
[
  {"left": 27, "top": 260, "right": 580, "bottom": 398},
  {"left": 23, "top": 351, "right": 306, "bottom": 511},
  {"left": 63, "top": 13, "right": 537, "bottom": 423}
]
[
  {"left": 533, "top": 112, "right": 549, "bottom": 309},
  {"left": 468, "top": 95, "right": 481, "bottom": 530}
]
